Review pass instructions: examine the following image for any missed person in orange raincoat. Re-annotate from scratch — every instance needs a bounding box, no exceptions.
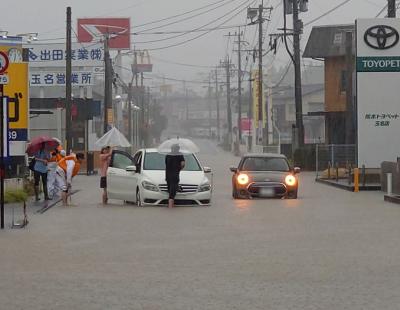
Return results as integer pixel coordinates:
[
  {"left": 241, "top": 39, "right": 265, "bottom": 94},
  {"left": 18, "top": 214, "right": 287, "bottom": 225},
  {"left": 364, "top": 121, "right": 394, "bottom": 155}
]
[
  {"left": 47, "top": 145, "right": 65, "bottom": 199},
  {"left": 55, "top": 152, "right": 84, "bottom": 206}
]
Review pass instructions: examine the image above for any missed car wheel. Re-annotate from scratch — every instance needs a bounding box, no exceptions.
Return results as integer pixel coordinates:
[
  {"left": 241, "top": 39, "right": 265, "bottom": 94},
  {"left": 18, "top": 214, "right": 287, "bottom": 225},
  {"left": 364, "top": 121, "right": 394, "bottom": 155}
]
[
  {"left": 287, "top": 190, "right": 298, "bottom": 199},
  {"left": 136, "top": 188, "right": 143, "bottom": 207},
  {"left": 232, "top": 187, "right": 239, "bottom": 199}
]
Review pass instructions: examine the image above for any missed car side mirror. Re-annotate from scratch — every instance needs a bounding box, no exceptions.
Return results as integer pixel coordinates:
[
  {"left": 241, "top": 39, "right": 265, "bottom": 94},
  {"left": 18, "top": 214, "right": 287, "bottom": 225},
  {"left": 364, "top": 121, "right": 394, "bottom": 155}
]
[
  {"left": 230, "top": 166, "right": 238, "bottom": 173},
  {"left": 294, "top": 167, "right": 301, "bottom": 174},
  {"left": 126, "top": 165, "right": 137, "bottom": 172},
  {"left": 203, "top": 166, "right": 212, "bottom": 173}
]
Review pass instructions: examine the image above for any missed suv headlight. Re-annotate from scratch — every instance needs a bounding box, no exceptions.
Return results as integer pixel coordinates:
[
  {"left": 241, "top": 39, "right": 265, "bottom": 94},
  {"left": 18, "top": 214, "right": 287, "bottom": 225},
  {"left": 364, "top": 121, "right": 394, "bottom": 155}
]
[
  {"left": 142, "top": 181, "right": 159, "bottom": 192},
  {"left": 198, "top": 182, "right": 211, "bottom": 192}
]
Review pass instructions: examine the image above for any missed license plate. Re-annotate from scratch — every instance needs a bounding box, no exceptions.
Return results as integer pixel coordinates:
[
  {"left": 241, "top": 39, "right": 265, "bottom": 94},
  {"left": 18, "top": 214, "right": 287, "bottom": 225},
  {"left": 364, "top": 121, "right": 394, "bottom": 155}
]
[{"left": 259, "top": 188, "right": 275, "bottom": 197}]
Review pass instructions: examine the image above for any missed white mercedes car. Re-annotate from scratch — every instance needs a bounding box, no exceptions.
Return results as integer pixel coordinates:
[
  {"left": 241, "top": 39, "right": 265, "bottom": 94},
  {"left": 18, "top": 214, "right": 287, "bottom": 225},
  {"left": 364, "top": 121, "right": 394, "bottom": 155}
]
[{"left": 107, "top": 149, "right": 212, "bottom": 206}]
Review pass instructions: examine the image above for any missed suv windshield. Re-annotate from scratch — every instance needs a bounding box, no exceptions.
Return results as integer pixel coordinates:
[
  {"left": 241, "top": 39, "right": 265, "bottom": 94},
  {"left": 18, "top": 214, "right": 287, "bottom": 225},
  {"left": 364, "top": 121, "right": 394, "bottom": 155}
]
[
  {"left": 241, "top": 157, "right": 290, "bottom": 172},
  {"left": 144, "top": 152, "right": 201, "bottom": 171}
]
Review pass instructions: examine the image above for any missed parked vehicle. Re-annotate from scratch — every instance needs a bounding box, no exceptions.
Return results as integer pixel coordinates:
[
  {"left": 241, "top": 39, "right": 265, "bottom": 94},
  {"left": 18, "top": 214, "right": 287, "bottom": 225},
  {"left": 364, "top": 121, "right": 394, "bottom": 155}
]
[
  {"left": 107, "top": 149, "right": 212, "bottom": 206},
  {"left": 230, "top": 153, "right": 300, "bottom": 199}
]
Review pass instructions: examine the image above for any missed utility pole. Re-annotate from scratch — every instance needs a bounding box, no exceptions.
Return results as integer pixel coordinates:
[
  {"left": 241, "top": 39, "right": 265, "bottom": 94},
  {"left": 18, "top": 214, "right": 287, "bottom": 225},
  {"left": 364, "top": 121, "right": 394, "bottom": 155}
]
[
  {"left": 292, "top": 0, "right": 305, "bottom": 147},
  {"left": 388, "top": 0, "right": 396, "bottom": 17},
  {"left": 248, "top": 70, "right": 253, "bottom": 151},
  {"left": 220, "top": 57, "right": 233, "bottom": 145},
  {"left": 184, "top": 80, "right": 189, "bottom": 121},
  {"left": 128, "top": 82, "right": 133, "bottom": 144},
  {"left": 66, "top": 6, "right": 72, "bottom": 152},
  {"left": 140, "top": 72, "right": 145, "bottom": 147},
  {"left": 208, "top": 76, "right": 212, "bottom": 138},
  {"left": 215, "top": 68, "right": 221, "bottom": 141},
  {"left": 247, "top": 3, "right": 273, "bottom": 146},
  {"left": 258, "top": 4, "right": 264, "bottom": 145},
  {"left": 345, "top": 31, "right": 354, "bottom": 145},
  {"left": 237, "top": 28, "right": 243, "bottom": 142},
  {"left": 103, "top": 34, "right": 112, "bottom": 134}
]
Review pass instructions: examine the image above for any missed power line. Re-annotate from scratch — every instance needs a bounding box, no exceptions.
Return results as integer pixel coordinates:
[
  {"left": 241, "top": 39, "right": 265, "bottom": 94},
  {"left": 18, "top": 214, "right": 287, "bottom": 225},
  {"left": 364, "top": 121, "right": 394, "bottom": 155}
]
[
  {"left": 151, "top": 56, "right": 215, "bottom": 68},
  {"left": 134, "top": 0, "right": 231, "bottom": 29},
  {"left": 35, "top": 24, "right": 249, "bottom": 43},
  {"left": 304, "top": 0, "right": 353, "bottom": 27},
  {"left": 144, "top": 0, "right": 256, "bottom": 51},
  {"left": 136, "top": 0, "right": 236, "bottom": 35},
  {"left": 134, "top": 0, "right": 252, "bottom": 44}
]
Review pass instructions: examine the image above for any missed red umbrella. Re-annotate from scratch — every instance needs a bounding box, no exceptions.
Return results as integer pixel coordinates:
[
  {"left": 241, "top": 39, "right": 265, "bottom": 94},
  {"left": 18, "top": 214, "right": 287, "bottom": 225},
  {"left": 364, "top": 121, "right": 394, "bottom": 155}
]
[{"left": 26, "top": 136, "right": 60, "bottom": 156}]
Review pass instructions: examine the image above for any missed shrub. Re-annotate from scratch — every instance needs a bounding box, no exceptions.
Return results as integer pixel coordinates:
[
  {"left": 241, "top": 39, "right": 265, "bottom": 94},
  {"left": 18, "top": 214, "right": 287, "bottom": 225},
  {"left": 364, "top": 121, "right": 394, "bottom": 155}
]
[{"left": 5, "top": 189, "right": 28, "bottom": 203}]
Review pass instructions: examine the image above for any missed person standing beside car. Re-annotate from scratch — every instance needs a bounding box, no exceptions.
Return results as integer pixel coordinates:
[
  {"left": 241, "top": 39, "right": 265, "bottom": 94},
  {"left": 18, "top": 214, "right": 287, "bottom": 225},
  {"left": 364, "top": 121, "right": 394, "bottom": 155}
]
[
  {"left": 165, "top": 144, "right": 185, "bottom": 208},
  {"left": 33, "top": 143, "right": 50, "bottom": 201},
  {"left": 99, "top": 146, "right": 112, "bottom": 204}
]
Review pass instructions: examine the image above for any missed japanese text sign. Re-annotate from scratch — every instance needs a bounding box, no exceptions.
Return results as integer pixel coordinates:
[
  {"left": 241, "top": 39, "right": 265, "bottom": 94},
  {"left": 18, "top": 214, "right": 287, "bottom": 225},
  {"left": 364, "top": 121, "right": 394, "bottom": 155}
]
[
  {"left": 27, "top": 43, "right": 103, "bottom": 67},
  {"left": 29, "top": 71, "right": 94, "bottom": 87}
]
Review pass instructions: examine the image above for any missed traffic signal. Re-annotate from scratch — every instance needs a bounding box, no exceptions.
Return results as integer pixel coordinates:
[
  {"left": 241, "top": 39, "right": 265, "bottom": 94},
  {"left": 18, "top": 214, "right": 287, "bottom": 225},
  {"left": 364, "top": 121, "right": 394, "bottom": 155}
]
[
  {"left": 299, "top": 0, "right": 309, "bottom": 12},
  {"left": 285, "top": 0, "right": 293, "bottom": 14}
]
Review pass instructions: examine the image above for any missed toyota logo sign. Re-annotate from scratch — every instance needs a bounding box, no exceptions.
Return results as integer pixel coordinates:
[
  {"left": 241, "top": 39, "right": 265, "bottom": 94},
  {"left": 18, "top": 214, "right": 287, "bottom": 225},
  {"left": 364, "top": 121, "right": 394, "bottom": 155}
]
[{"left": 364, "top": 25, "right": 400, "bottom": 50}]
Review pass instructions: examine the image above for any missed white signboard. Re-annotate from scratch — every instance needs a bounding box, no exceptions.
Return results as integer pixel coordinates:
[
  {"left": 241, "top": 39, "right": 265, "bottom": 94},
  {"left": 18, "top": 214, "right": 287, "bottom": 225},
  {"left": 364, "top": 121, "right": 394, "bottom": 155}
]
[
  {"left": 0, "top": 74, "right": 9, "bottom": 85},
  {"left": 357, "top": 18, "right": 400, "bottom": 168},
  {"left": 2, "top": 97, "right": 9, "bottom": 159},
  {"left": 26, "top": 43, "right": 104, "bottom": 67},
  {"left": 29, "top": 71, "right": 93, "bottom": 87}
]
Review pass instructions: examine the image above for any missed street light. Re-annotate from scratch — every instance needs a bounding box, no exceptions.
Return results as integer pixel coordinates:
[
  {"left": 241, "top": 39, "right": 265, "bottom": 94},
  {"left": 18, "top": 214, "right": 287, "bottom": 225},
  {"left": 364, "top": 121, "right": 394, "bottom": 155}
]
[
  {"left": 0, "top": 31, "right": 8, "bottom": 39},
  {"left": 16, "top": 32, "right": 38, "bottom": 43}
]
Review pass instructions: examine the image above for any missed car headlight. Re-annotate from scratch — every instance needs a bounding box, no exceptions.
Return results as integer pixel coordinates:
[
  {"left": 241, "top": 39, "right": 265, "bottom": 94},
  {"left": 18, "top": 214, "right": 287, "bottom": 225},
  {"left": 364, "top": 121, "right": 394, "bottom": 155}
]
[
  {"left": 237, "top": 173, "right": 249, "bottom": 185},
  {"left": 142, "top": 181, "right": 159, "bottom": 192},
  {"left": 285, "top": 175, "right": 297, "bottom": 186},
  {"left": 198, "top": 182, "right": 211, "bottom": 192}
]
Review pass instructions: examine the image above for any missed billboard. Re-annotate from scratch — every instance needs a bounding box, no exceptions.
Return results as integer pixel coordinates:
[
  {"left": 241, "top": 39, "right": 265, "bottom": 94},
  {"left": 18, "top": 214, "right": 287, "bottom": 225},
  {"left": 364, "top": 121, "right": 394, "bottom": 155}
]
[
  {"left": 252, "top": 70, "right": 266, "bottom": 128},
  {"left": 77, "top": 18, "right": 131, "bottom": 49},
  {"left": 27, "top": 43, "right": 103, "bottom": 67},
  {"left": 0, "top": 37, "right": 29, "bottom": 156},
  {"left": 357, "top": 19, "right": 400, "bottom": 168}
]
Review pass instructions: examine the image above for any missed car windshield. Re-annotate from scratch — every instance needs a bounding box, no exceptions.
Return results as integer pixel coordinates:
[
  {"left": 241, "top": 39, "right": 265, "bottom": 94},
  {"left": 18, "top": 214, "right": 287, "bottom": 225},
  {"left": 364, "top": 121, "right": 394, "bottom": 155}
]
[
  {"left": 241, "top": 157, "right": 290, "bottom": 172},
  {"left": 144, "top": 152, "right": 201, "bottom": 171}
]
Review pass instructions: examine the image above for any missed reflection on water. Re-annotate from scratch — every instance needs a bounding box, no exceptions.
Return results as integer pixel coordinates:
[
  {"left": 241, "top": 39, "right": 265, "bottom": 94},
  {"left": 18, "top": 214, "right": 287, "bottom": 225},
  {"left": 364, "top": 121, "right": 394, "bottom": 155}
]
[
  {"left": 233, "top": 197, "right": 300, "bottom": 211},
  {"left": 284, "top": 198, "right": 300, "bottom": 208},
  {"left": 234, "top": 199, "right": 252, "bottom": 211}
]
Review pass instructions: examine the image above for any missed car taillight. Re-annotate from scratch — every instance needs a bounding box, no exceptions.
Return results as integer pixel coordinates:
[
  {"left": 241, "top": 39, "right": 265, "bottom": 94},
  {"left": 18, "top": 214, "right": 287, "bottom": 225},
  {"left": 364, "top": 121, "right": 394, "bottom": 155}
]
[
  {"left": 237, "top": 173, "right": 249, "bottom": 185},
  {"left": 285, "top": 175, "right": 296, "bottom": 186}
]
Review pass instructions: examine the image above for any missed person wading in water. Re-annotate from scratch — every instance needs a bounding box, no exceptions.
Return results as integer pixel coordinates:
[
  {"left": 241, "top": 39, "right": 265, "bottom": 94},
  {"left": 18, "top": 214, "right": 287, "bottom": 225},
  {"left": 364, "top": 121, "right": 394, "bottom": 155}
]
[{"left": 165, "top": 144, "right": 185, "bottom": 208}]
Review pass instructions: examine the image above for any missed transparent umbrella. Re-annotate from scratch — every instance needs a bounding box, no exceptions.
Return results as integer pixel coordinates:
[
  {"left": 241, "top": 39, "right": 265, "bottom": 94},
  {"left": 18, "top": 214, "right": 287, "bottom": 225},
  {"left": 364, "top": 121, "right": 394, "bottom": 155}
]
[
  {"left": 157, "top": 138, "right": 200, "bottom": 155},
  {"left": 95, "top": 127, "right": 131, "bottom": 148}
]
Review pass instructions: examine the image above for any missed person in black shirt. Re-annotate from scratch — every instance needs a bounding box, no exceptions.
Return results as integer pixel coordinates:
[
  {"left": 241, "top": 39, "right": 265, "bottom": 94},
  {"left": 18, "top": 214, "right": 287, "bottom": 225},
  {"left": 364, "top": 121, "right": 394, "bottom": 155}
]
[{"left": 165, "top": 144, "right": 185, "bottom": 208}]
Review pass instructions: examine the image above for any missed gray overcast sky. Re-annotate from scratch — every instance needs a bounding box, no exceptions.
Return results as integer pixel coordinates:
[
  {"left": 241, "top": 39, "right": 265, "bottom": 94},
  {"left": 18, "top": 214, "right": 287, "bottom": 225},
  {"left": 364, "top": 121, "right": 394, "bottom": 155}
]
[{"left": 1, "top": 0, "right": 389, "bottom": 89}]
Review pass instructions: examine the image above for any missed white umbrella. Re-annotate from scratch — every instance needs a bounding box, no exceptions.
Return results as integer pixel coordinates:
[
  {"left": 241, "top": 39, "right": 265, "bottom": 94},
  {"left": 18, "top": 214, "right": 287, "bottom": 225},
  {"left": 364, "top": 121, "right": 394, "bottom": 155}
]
[
  {"left": 157, "top": 138, "right": 199, "bottom": 155},
  {"left": 95, "top": 127, "right": 131, "bottom": 148}
]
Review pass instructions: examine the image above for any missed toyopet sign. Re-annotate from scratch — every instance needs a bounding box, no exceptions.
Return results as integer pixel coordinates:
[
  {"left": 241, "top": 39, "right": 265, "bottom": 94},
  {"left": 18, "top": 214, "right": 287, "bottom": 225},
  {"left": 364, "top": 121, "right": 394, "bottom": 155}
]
[
  {"left": 357, "top": 19, "right": 400, "bottom": 168},
  {"left": 77, "top": 18, "right": 131, "bottom": 50}
]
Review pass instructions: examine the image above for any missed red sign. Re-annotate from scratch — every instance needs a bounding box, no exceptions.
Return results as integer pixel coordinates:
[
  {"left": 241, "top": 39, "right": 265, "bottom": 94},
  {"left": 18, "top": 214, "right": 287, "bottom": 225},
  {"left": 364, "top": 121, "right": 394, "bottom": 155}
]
[
  {"left": 0, "top": 51, "right": 9, "bottom": 75},
  {"left": 77, "top": 18, "right": 131, "bottom": 49},
  {"left": 241, "top": 118, "right": 252, "bottom": 132}
]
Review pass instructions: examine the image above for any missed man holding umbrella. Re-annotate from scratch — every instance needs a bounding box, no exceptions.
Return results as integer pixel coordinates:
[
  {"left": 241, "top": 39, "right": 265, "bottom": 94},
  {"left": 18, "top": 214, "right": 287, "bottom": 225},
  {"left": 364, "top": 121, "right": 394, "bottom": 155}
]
[
  {"left": 27, "top": 136, "right": 60, "bottom": 201},
  {"left": 33, "top": 143, "right": 50, "bottom": 201},
  {"left": 165, "top": 144, "right": 185, "bottom": 208}
]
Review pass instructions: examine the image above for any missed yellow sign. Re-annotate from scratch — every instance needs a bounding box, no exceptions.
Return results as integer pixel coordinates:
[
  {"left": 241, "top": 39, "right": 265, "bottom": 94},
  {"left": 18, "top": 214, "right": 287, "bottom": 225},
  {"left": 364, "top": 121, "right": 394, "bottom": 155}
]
[
  {"left": 0, "top": 39, "right": 28, "bottom": 142},
  {"left": 107, "top": 108, "right": 114, "bottom": 124},
  {"left": 252, "top": 70, "right": 266, "bottom": 128},
  {"left": 4, "top": 63, "right": 28, "bottom": 131}
]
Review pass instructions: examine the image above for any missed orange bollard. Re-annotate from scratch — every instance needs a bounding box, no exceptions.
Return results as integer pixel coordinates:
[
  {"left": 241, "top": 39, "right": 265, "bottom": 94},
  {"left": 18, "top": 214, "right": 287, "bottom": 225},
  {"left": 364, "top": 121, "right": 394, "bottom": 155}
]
[{"left": 354, "top": 168, "right": 359, "bottom": 192}]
